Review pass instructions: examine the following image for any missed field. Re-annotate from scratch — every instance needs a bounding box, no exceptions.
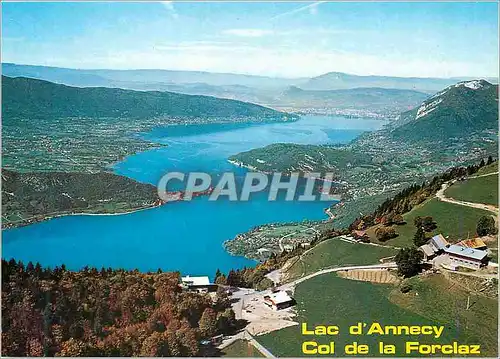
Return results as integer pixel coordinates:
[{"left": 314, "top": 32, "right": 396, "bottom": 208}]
[
  {"left": 476, "top": 162, "right": 498, "bottom": 176},
  {"left": 337, "top": 269, "right": 399, "bottom": 284},
  {"left": 389, "top": 274, "right": 498, "bottom": 355},
  {"left": 258, "top": 273, "right": 498, "bottom": 357},
  {"left": 221, "top": 339, "right": 264, "bottom": 357},
  {"left": 283, "top": 237, "right": 397, "bottom": 281},
  {"left": 366, "top": 198, "right": 492, "bottom": 247},
  {"left": 445, "top": 174, "right": 498, "bottom": 206}
]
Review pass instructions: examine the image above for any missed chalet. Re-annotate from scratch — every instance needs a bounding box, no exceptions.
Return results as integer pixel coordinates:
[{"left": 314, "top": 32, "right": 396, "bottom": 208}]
[
  {"left": 180, "top": 275, "right": 218, "bottom": 293},
  {"left": 419, "top": 244, "right": 437, "bottom": 261},
  {"left": 263, "top": 291, "right": 295, "bottom": 310},
  {"left": 444, "top": 245, "right": 488, "bottom": 270},
  {"left": 429, "top": 234, "right": 450, "bottom": 253}
]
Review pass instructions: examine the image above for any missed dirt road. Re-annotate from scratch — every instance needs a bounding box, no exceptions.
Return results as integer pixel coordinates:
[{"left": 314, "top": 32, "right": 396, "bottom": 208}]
[{"left": 436, "top": 177, "right": 498, "bottom": 215}]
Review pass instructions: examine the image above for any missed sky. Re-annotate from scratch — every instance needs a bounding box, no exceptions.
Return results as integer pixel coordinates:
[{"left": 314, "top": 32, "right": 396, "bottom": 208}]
[{"left": 2, "top": 1, "right": 499, "bottom": 78}]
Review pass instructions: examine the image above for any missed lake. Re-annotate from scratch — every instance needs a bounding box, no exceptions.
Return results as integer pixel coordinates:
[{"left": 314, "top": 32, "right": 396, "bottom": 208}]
[{"left": 2, "top": 115, "right": 387, "bottom": 276}]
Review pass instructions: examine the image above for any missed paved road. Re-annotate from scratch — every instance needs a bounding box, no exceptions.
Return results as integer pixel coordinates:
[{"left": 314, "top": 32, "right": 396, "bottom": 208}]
[{"left": 278, "top": 262, "right": 397, "bottom": 290}]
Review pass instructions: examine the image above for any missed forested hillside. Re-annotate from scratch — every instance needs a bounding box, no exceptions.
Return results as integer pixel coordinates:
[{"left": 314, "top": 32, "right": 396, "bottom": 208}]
[
  {"left": 1, "top": 170, "right": 162, "bottom": 228},
  {"left": 1, "top": 260, "right": 238, "bottom": 356},
  {"left": 390, "top": 80, "right": 498, "bottom": 143},
  {"left": 2, "top": 76, "right": 286, "bottom": 120}
]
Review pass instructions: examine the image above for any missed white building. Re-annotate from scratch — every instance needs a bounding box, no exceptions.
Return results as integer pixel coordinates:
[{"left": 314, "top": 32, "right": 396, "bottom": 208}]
[
  {"left": 263, "top": 291, "right": 295, "bottom": 310},
  {"left": 181, "top": 275, "right": 217, "bottom": 293},
  {"left": 445, "top": 245, "right": 488, "bottom": 270}
]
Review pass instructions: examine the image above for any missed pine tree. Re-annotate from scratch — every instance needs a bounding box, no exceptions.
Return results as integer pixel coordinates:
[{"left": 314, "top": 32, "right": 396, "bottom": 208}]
[
  {"left": 198, "top": 308, "right": 217, "bottom": 338},
  {"left": 413, "top": 227, "right": 427, "bottom": 246}
]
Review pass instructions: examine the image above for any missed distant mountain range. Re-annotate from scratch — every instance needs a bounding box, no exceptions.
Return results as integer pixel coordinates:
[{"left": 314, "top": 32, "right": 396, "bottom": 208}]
[
  {"left": 300, "top": 72, "right": 498, "bottom": 93},
  {"left": 3, "top": 63, "right": 497, "bottom": 113},
  {"left": 276, "top": 86, "right": 429, "bottom": 113},
  {"left": 2, "top": 63, "right": 301, "bottom": 90},
  {"left": 390, "top": 79, "right": 499, "bottom": 143},
  {"left": 2, "top": 76, "right": 285, "bottom": 120}
]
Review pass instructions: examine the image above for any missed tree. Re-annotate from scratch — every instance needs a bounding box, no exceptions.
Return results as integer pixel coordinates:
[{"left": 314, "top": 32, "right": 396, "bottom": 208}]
[
  {"left": 395, "top": 247, "right": 423, "bottom": 278},
  {"left": 414, "top": 216, "right": 436, "bottom": 232},
  {"left": 216, "top": 308, "right": 236, "bottom": 334},
  {"left": 477, "top": 216, "right": 496, "bottom": 236},
  {"left": 215, "top": 274, "right": 227, "bottom": 285},
  {"left": 139, "top": 332, "right": 170, "bottom": 356},
  {"left": 413, "top": 227, "right": 427, "bottom": 247},
  {"left": 375, "top": 227, "right": 397, "bottom": 242},
  {"left": 487, "top": 156, "right": 494, "bottom": 165},
  {"left": 57, "top": 339, "right": 90, "bottom": 356},
  {"left": 380, "top": 214, "right": 394, "bottom": 226},
  {"left": 393, "top": 214, "right": 405, "bottom": 225},
  {"left": 198, "top": 308, "right": 217, "bottom": 338},
  {"left": 215, "top": 269, "right": 222, "bottom": 281}
]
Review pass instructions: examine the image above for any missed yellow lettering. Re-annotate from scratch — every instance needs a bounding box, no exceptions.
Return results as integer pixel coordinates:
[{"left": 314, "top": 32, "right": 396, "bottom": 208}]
[
  {"left": 367, "top": 323, "right": 384, "bottom": 335},
  {"left": 317, "top": 344, "right": 330, "bottom": 355},
  {"left": 470, "top": 345, "right": 481, "bottom": 354},
  {"left": 433, "top": 326, "right": 444, "bottom": 339},
  {"left": 406, "top": 342, "right": 420, "bottom": 354},
  {"left": 302, "top": 323, "right": 314, "bottom": 335},
  {"left": 302, "top": 341, "right": 317, "bottom": 355},
  {"left": 327, "top": 326, "right": 339, "bottom": 335},
  {"left": 315, "top": 326, "right": 327, "bottom": 335}
]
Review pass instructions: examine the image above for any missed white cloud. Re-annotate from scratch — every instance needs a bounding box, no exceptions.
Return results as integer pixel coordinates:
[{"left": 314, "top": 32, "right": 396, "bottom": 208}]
[
  {"left": 222, "top": 28, "right": 274, "bottom": 38},
  {"left": 161, "top": 1, "right": 178, "bottom": 19}
]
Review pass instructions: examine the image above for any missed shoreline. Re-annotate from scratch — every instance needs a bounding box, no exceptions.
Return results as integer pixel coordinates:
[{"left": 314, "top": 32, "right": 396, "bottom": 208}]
[
  {"left": 2, "top": 202, "right": 165, "bottom": 230},
  {"left": 227, "top": 159, "right": 347, "bottom": 185}
]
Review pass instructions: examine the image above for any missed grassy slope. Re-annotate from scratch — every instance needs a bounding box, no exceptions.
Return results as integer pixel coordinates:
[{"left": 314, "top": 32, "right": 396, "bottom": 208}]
[
  {"left": 476, "top": 162, "right": 498, "bottom": 176},
  {"left": 284, "top": 238, "right": 397, "bottom": 281},
  {"left": 259, "top": 274, "right": 497, "bottom": 357},
  {"left": 388, "top": 274, "right": 498, "bottom": 356},
  {"left": 221, "top": 340, "right": 264, "bottom": 357},
  {"left": 366, "top": 198, "right": 492, "bottom": 247},
  {"left": 445, "top": 174, "right": 498, "bottom": 206}
]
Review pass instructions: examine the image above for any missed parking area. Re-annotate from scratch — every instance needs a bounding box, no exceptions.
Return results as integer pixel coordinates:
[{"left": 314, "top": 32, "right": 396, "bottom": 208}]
[{"left": 231, "top": 288, "right": 298, "bottom": 336}]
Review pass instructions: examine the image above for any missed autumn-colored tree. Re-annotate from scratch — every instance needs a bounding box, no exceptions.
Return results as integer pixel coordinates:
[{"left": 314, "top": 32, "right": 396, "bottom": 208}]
[
  {"left": 1, "top": 260, "right": 231, "bottom": 357},
  {"left": 199, "top": 308, "right": 217, "bottom": 338},
  {"left": 139, "top": 332, "right": 170, "bottom": 356},
  {"left": 375, "top": 227, "right": 397, "bottom": 242},
  {"left": 57, "top": 339, "right": 90, "bottom": 357}
]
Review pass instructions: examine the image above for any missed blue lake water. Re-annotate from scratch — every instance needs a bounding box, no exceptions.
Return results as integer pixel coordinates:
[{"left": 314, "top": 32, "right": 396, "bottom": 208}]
[{"left": 2, "top": 115, "right": 387, "bottom": 276}]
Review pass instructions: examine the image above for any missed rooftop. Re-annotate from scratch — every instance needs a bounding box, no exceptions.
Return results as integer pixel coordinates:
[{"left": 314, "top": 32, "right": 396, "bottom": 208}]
[
  {"left": 445, "top": 245, "right": 488, "bottom": 261},
  {"left": 430, "top": 234, "right": 449, "bottom": 250},
  {"left": 266, "top": 291, "right": 294, "bottom": 305},
  {"left": 181, "top": 275, "right": 211, "bottom": 286},
  {"left": 456, "top": 238, "right": 487, "bottom": 249},
  {"left": 419, "top": 244, "right": 436, "bottom": 256}
]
